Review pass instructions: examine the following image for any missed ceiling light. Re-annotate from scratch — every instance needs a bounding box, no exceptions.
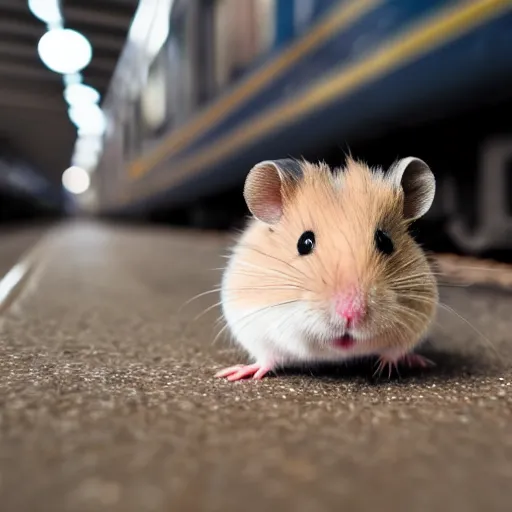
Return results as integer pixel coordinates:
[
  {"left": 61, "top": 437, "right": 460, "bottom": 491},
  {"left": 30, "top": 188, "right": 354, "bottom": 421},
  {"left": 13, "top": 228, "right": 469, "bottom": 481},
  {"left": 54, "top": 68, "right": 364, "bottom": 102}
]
[
  {"left": 68, "top": 103, "right": 106, "bottom": 136},
  {"left": 74, "top": 135, "right": 103, "bottom": 155},
  {"left": 38, "top": 28, "right": 92, "bottom": 74},
  {"left": 64, "top": 83, "right": 100, "bottom": 106},
  {"left": 71, "top": 152, "right": 99, "bottom": 172},
  {"left": 141, "top": 65, "right": 167, "bottom": 130},
  {"left": 63, "top": 72, "right": 83, "bottom": 86},
  {"left": 72, "top": 142, "right": 101, "bottom": 168},
  {"left": 28, "top": 0, "right": 62, "bottom": 25},
  {"left": 62, "top": 166, "right": 90, "bottom": 194}
]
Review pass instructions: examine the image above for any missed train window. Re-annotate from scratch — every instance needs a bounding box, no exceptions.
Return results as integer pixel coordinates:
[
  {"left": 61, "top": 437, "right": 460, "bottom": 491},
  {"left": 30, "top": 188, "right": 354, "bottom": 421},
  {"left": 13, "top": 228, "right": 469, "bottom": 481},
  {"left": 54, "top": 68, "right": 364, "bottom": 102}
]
[
  {"left": 122, "top": 101, "right": 142, "bottom": 160},
  {"left": 212, "top": 0, "right": 276, "bottom": 91},
  {"left": 165, "top": 35, "right": 188, "bottom": 128},
  {"left": 122, "top": 113, "right": 132, "bottom": 160},
  {"left": 506, "top": 157, "right": 512, "bottom": 216},
  {"left": 255, "top": 0, "right": 276, "bottom": 56},
  {"left": 170, "top": 3, "right": 198, "bottom": 121},
  {"left": 140, "top": 50, "right": 169, "bottom": 138},
  {"left": 294, "top": 0, "right": 315, "bottom": 35},
  {"left": 132, "top": 101, "right": 143, "bottom": 155}
]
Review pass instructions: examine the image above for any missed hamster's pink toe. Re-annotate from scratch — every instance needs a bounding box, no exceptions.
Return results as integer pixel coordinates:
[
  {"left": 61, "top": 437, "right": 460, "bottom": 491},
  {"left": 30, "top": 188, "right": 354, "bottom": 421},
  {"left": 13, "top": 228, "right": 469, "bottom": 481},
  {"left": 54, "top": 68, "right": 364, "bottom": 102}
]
[
  {"left": 402, "top": 353, "right": 435, "bottom": 368},
  {"left": 215, "top": 363, "right": 272, "bottom": 381},
  {"left": 214, "top": 365, "right": 245, "bottom": 378},
  {"left": 252, "top": 365, "right": 272, "bottom": 380}
]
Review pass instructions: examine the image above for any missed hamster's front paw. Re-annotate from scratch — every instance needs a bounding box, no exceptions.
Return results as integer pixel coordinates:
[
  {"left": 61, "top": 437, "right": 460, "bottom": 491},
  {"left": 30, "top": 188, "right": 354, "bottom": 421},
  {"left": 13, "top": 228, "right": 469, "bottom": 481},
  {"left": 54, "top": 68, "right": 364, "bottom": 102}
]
[{"left": 214, "top": 363, "right": 274, "bottom": 381}]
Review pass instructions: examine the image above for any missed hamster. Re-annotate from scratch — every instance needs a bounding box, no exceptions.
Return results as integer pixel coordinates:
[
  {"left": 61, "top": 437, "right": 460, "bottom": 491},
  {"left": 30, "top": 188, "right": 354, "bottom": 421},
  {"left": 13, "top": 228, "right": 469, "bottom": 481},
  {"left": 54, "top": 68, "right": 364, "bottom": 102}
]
[{"left": 215, "top": 155, "right": 438, "bottom": 381}]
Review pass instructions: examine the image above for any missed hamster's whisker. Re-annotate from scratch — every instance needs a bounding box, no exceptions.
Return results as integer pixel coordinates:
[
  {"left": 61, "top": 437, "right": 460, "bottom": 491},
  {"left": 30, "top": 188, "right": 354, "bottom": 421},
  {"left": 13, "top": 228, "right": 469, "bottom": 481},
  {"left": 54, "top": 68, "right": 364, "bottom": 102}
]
[
  {"left": 214, "top": 313, "right": 225, "bottom": 327},
  {"left": 435, "top": 281, "right": 473, "bottom": 288},
  {"left": 180, "top": 287, "right": 224, "bottom": 310},
  {"left": 194, "top": 300, "right": 224, "bottom": 321},
  {"left": 235, "top": 260, "right": 305, "bottom": 284},
  {"left": 397, "top": 294, "right": 436, "bottom": 311},
  {"left": 387, "top": 272, "right": 442, "bottom": 286},
  {"left": 216, "top": 287, "right": 312, "bottom": 308},
  {"left": 434, "top": 263, "right": 512, "bottom": 274},
  {"left": 390, "top": 285, "right": 436, "bottom": 294},
  {"left": 390, "top": 277, "right": 468, "bottom": 291},
  {"left": 389, "top": 271, "right": 436, "bottom": 283},
  {"left": 223, "top": 284, "right": 312, "bottom": 294},
  {"left": 270, "top": 307, "right": 304, "bottom": 345},
  {"left": 383, "top": 315, "right": 416, "bottom": 340},
  {"left": 228, "top": 267, "right": 304, "bottom": 286},
  {"left": 229, "top": 273, "right": 305, "bottom": 290},
  {"left": 400, "top": 294, "right": 438, "bottom": 309},
  {"left": 436, "top": 302, "right": 501, "bottom": 359},
  {"left": 386, "top": 307, "right": 427, "bottom": 330},
  {"left": 385, "top": 266, "right": 426, "bottom": 284},
  {"left": 387, "top": 302, "right": 431, "bottom": 327},
  {"left": 237, "top": 244, "right": 310, "bottom": 279},
  {"left": 376, "top": 303, "right": 420, "bottom": 335},
  {"left": 389, "top": 281, "right": 435, "bottom": 291},
  {"left": 399, "top": 287, "right": 437, "bottom": 297},
  {"left": 211, "top": 320, "right": 232, "bottom": 346},
  {"left": 385, "top": 263, "right": 434, "bottom": 281}
]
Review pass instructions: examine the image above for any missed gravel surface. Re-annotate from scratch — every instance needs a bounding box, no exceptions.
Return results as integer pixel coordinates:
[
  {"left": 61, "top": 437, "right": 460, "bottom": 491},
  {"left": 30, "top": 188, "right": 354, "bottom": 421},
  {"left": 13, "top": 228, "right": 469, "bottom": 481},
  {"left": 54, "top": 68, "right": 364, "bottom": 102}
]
[{"left": 0, "top": 221, "right": 511, "bottom": 512}]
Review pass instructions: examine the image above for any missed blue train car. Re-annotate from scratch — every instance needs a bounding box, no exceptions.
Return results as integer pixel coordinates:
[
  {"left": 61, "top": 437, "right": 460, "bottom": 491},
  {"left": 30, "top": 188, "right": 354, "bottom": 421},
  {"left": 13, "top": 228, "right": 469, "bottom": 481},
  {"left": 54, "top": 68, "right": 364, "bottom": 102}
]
[{"left": 95, "top": 0, "right": 512, "bottom": 237}]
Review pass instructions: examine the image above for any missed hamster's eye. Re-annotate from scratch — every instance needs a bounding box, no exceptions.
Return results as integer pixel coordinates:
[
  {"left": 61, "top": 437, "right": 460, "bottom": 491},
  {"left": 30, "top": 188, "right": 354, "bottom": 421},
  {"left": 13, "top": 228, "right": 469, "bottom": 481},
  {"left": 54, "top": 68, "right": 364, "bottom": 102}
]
[
  {"left": 375, "top": 229, "right": 394, "bottom": 255},
  {"left": 297, "top": 231, "right": 315, "bottom": 255}
]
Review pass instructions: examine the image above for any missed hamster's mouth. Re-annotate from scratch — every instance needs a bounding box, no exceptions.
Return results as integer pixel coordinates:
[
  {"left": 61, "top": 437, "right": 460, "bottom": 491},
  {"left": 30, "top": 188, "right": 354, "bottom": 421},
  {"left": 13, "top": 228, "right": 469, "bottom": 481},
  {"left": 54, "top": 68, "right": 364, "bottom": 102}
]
[{"left": 332, "top": 335, "right": 356, "bottom": 350}]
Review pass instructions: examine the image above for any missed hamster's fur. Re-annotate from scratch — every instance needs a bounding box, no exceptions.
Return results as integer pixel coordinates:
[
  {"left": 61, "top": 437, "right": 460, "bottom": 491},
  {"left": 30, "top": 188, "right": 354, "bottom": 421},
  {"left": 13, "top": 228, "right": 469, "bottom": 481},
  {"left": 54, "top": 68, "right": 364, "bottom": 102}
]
[{"left": 216, "top": 156, "right": 438, "bottom": 381}]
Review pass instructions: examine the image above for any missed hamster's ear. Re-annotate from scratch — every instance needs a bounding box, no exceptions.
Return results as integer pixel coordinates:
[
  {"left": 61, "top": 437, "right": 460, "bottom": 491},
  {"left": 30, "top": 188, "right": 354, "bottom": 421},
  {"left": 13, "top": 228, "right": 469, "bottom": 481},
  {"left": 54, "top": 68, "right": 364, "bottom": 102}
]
[
  {"left": 387, "top": 157, "right": 435, "bottom": 220},
  {"left": 243, "top": 159, "right": 302, "bottom": 224}
]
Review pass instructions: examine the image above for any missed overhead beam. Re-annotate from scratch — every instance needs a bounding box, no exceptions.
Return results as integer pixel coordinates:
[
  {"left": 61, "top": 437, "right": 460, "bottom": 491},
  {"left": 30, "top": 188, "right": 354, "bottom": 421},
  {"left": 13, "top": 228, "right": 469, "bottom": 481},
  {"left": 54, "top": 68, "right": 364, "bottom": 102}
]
[
  {"left": 0, "top": 89, "right": 64, "bottom": 111},
  {"left": 64, "top": 5, "right": 133, "bottom": 31},
  {"left": 0, "top": 43, "right": 37, "bottom": 60},
  {"left": 0, "top": 62, "right": 110, "bottom": 86},
  {"left": 0, "top": 20, "right": 44, "bottom": 41},
  {"left": 0, "top": 76, "right": 60, "bottom": 94},
  {"left": 0, "top": 62, "right": 59, "bottom": 81}
]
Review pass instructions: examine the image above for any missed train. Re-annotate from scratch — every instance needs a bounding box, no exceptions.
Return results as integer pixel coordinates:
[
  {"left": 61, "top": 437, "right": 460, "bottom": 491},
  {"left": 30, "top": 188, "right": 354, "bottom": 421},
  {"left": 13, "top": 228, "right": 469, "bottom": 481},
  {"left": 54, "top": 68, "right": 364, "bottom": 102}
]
[{"left": 93, "top": 0, "right": 512, "bottom": 255}]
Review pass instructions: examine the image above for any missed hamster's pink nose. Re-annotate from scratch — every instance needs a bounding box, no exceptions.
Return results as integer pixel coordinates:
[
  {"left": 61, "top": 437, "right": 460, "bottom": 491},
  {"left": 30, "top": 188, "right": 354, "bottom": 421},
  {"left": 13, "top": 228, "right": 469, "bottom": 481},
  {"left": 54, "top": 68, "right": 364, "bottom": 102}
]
[{"left": 335, "top": 292, "right": 366, "bottom": 326}]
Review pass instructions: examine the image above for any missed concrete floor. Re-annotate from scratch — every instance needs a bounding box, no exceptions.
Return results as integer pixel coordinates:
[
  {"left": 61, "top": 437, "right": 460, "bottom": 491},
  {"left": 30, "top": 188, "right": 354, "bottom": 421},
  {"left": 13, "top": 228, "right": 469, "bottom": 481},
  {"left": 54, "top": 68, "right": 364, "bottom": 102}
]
[
  {"left": 0, "top": 221, "right": 511, "bottom": 512},
  {"left": 0, "top": 223, "right": 47, "bottom": 276}
]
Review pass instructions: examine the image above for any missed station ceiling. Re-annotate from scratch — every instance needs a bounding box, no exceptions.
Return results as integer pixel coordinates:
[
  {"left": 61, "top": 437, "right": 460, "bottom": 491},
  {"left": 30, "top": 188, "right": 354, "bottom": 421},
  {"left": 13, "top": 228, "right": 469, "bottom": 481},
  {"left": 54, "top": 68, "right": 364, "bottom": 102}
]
[{"left": 0, "top": 0, "right": 138, "bottom": 184}]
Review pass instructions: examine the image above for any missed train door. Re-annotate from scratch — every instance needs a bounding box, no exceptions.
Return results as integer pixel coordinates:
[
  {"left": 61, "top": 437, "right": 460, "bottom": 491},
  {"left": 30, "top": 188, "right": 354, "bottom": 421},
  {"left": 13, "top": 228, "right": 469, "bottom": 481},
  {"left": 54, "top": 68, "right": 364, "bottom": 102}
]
[{"left": 211, "top": 0, "right": 276, "bottom": 94}]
